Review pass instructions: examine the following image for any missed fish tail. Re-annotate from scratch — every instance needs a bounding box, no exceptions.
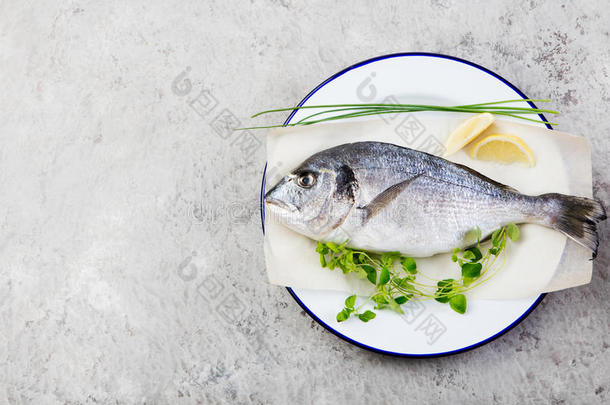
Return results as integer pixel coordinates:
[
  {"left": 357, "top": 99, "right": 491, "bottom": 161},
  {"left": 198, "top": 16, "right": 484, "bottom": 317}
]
[{"left": 538, "top": 193, "right": 606, "bottom": 258}]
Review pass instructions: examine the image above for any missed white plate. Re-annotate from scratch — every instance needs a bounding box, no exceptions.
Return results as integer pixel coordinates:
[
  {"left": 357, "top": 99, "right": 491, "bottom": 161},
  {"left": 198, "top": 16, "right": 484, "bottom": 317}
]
[{"left": 261, "top": 53, "right": 548, "bottom": 357}]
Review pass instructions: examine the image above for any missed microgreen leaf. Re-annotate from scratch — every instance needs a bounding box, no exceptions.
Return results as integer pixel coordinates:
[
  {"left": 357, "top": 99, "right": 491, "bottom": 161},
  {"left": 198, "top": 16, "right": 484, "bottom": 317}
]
[
  {"left": 435, "top": 279, "right": 455, "bottom": 303},
  {"left": 345, "top": 294, "right": 356, "bottom": 309},
  {"left": 394, "top": 295, "right": 409, "bottom": 304},
  {"left": 394, "top": 278, "right": 417, "bottom": 292},
  {"left": 326, "top": 242, "right": 339, "bottom": 253},
  {"left": 401, "top": 257, "right": 417, "bottom": 274},
  {"left": 461, "top": 262, "right": 482, "bottom": 278},
  {"left": 361, "top": 264, "right": 377, "bottom": 284},
  {"left": 372, "top": 295, "right": 388, "bottom": 306},
  {"left": 462, "top": 250, "right": 476, "bottom": 261},
  {"left": 449, "top": 294, "right": 467, "bottom": 314},
  {"left": 491, "top": 229, "right": 502, "bottom": 247},
  {"left": 465, "top": 247, "right": 482, "bottom": 262},
  {"left": 438, "top": 279, "right": 454, "bottom": 288},
  {"left": 336, "top": 308, "right": 350, "bottom": 322},
  {"left": 378, "top": 267, "right": 390, "bottom": 286},
  {"left": 507, "top": 223, "right": 520, "bottom": 241},
  {"left": 340, "top": 263, "right": 350, "bottom": 274},
  {"left": 346, "top": 251, "right": 354, "bottom": 263},
  {"left": 315, "top": 242, "right": 328, "bottom": 255},
  {"left": 358, "top": 310, "right": 376, "bottom": 322}
]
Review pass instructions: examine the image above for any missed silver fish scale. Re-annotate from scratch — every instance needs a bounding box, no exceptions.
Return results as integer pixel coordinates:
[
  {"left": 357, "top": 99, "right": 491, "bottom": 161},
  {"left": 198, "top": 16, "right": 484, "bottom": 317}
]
[{"left": 318, "top": 142, "right": 534, "bottom": 256}]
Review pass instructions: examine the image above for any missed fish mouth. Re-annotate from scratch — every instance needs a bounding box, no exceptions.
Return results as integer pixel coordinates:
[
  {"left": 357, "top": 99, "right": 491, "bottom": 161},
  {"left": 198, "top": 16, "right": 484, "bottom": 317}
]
[{"left": 264, "top": 196, "right": 297, "bottom": 212}]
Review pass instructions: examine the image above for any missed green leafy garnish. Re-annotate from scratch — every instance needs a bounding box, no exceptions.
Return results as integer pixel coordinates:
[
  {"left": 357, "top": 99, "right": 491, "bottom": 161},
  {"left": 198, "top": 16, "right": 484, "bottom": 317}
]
[
  {"left": 434, "top": 279, "right": 455, "bottom": 303},
  {"left": 465, "top": 247, "right": 482, "bottom": 261},
  {"left": 358, "top": 310, "right": 376, "bottom": 322},
  {"left": 317, "top": 223, "right": 519, "bottom": 321},
  {"left": 449, "top": 294, "right": 467, "bottom": 314},
  {"left": 345, "top": 294, "right": 356, "bottom": 309},
  {"left": 461, "top": 262, "right": 482, "bottom": 278},
  {"left": 401, "top": 257, "right": 417, "bottom": 274},
  {"left": 507, "top": 223, "right": 520, "bottom": 241},
  {"left": 394, "top": 296, "right": 409, "bottom": 305},
  {"left": 362, "top": 264, "right": 377, "bottom": 284},
  {"left": 336, "top": 309, "right": 350, "bottom": 322},
  {"left": 378, "top": 267, "right": 390, "bottom": 285}
]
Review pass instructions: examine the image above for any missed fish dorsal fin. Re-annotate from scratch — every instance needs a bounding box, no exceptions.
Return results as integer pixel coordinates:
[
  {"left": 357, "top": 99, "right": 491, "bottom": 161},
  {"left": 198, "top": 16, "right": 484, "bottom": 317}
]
[
  {"left": 361, "top": 175, "right": 421, "bottom": 222},
  {"left": 452, "top": 161, "right": 519, "bottom": 193}
]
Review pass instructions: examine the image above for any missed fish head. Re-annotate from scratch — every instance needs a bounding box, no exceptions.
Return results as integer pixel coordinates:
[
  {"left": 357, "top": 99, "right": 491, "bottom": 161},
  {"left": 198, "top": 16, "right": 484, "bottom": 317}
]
[{"left": 264, "top": 159, "right": 357, "bottom": 239}]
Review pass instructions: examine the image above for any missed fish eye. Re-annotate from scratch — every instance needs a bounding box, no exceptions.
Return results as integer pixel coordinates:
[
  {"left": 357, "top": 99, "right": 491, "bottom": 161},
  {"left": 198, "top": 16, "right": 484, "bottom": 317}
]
[{"left": 297, "top": 172, "right": 316, "bottom": 188}]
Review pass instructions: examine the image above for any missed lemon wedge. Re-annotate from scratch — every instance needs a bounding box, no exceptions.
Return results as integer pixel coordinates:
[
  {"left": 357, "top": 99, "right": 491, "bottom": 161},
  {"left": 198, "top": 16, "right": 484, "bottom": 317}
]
[
  {"left": 443, "top": 112, "right": 495, "bottom": 157},
  {"left": 470, "top": 134, "right": 535, "bottom": 166}
]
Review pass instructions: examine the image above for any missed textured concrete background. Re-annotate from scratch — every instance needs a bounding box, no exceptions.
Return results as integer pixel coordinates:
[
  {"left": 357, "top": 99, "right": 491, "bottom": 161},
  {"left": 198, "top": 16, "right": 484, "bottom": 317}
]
[{"left": 1, "top": 0, "right": 609, "bottom": 403}]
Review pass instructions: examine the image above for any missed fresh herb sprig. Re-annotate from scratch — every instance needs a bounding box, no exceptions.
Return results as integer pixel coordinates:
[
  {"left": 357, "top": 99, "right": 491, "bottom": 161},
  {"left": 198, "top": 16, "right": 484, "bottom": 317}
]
[
  {"left": 241, "top": 99, "right": 557, "bottom": 129},
  {"left": 317, "top": 223, "right": 520, "bottom": 322}
]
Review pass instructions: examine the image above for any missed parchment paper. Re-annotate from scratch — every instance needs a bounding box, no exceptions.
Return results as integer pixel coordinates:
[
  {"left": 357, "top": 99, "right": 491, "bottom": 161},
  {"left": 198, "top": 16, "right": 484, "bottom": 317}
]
[{"left": 263, "top": 115, "right": 593, "bottom": 300}]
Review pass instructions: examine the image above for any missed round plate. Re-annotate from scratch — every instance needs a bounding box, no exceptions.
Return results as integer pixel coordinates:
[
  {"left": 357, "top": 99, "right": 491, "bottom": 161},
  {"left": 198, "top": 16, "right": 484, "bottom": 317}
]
[{"left": 261, "top": 53, "right": 548, "bottom": 357}]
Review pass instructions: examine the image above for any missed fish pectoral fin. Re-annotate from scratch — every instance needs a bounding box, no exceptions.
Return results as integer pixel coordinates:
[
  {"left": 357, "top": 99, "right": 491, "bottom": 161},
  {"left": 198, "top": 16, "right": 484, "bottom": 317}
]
[{"left": 360, "top": 175, "right": 421, "bottom": 222}]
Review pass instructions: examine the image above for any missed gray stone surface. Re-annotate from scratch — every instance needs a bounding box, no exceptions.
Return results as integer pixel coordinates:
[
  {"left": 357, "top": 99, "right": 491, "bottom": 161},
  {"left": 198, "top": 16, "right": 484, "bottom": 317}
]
[{"left": 1, "top": 0, "right": 608, "bottom": 403}]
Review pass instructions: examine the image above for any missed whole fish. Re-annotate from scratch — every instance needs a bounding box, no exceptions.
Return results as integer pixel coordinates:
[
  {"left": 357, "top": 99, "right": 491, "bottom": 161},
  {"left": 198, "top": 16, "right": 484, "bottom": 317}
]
[{"left": 264, "top": 141, "right": 606, "bottom": 257}]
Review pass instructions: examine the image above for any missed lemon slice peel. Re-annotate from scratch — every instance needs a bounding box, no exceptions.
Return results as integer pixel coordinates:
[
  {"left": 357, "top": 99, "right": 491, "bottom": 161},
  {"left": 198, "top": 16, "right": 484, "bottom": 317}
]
[
  {"left": 470, "top": 133, "right": 535, "bottom": 167},
  {"left": 443, "top": 113, "right": 496, "bottom": 157}
]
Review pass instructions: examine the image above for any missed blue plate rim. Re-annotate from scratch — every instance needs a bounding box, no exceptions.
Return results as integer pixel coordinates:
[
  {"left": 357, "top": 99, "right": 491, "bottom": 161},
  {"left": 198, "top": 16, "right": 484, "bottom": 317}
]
[{"left": 260, "top": 52, "right": 548, "bottom": 358}]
